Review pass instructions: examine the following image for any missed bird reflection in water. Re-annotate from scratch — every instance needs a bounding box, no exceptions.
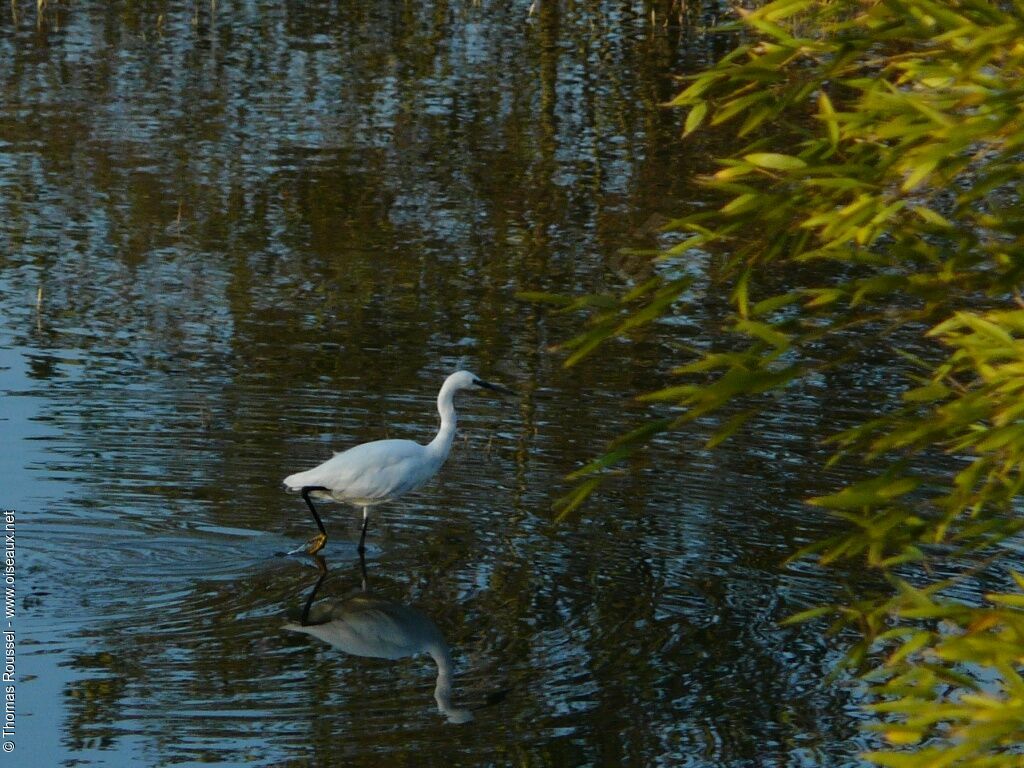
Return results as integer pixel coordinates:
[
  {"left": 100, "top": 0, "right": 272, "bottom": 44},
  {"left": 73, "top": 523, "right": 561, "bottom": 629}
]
[{"left": 284, "top": 556, "right": 474, "bottom": 724}]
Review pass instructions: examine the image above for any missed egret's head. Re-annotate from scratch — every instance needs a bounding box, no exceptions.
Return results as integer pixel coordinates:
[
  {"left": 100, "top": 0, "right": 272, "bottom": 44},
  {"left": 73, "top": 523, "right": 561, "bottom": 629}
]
[{"left": 446, "top": 370, "right": 514, "bottom": 396}]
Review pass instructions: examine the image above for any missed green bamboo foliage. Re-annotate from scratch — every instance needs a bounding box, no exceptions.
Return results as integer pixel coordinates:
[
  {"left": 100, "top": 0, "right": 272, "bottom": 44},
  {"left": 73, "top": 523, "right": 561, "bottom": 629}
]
[{"left": 529, "top": 1, "right": 1024, "bottom": 764}]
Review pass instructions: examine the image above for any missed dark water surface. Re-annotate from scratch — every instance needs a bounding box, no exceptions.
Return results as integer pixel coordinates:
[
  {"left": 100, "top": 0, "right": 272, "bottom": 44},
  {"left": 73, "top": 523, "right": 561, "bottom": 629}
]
[{"left": 1, "top": 2, "right": 875, "bottom": 765}]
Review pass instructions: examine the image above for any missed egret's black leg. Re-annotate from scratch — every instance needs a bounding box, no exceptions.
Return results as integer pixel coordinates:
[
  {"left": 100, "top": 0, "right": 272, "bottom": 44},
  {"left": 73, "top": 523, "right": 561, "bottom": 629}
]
[
  {"left": 300, "top": 486, "right": 330, "bottom": 555},
  {"left": 301, "top": 486, "right": 329, "bottom": 534},
  {"left": 357, "top": 506, "right": 369, "bottom": 553},
  {"left": 357, "top": 547, "right": 368, "bottom": 593}
]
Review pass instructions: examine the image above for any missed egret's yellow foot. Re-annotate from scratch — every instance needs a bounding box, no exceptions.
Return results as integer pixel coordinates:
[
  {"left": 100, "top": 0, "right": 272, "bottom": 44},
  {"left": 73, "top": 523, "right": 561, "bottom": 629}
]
[{"left": 305, "top": 533, "right": 327, "bottom": 555}]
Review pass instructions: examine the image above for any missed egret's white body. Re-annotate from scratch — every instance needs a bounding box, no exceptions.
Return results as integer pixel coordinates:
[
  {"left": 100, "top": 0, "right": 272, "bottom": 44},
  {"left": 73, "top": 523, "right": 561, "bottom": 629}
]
[
  {"left": 285, "top": 438, "right": 449, "bottom": 508},
  {"left": 284, "top": 370, "right": 509, "bottom": 554},
  {"left": 284, "top": 594, "right": 473, "bottom": 723}
]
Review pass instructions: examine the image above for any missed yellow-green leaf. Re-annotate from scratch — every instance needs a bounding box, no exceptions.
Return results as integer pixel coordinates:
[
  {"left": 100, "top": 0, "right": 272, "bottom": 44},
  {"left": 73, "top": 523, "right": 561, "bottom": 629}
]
[
  {"left": 743, "top": 152, "right": 807, "bottom": 171},
  {"left": 684, "top": 102, "right": 708, "bottom": 137}
]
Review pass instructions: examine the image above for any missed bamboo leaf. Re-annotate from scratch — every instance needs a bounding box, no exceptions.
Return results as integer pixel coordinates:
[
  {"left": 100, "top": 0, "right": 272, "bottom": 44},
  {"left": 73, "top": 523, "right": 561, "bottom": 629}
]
[
  {"left": 818, "top": 91, "right": 840, "bottom": 147},
  {"left": 734, "top": 319, "right": 790, "bottom": 350},
  {"left": 684, "top": 102, "right": 708, "bottom": 137},
  {"left": 780, "top": 605, "right": 834, "bottom": 626},
  {"left": 743, "top": 152, "right": 808, "bottom": 171}
]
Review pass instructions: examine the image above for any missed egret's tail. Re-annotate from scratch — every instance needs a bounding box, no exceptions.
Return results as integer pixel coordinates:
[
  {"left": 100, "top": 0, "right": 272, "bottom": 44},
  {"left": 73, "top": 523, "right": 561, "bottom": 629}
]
[{"left": 283, "top": 469, "right": 316, "bottom": 491}]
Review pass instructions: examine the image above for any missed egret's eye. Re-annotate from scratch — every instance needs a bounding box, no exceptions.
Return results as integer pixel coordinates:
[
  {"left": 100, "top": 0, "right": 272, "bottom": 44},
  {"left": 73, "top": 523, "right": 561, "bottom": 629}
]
[{"left": 473, "top": 379, "right": 482, "bottom": 387}]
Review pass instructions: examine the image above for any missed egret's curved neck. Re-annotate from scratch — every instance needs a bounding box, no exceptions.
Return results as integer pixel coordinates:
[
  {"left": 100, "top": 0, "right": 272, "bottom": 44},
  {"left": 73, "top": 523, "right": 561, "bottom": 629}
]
[{"left": 427, "top": 380, "right": 458, "bottom": 458}]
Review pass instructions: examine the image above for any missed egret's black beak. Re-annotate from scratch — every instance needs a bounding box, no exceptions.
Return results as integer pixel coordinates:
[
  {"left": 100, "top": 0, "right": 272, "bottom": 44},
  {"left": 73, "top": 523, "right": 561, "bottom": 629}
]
[{"left": 475, "top": 379, "right": 515, "bottom": 396}]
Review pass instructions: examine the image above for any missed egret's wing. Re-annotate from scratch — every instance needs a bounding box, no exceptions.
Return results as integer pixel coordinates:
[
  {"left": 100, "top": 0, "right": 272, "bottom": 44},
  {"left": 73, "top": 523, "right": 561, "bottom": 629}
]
[
  {"left": 285, "top": 439, "right": 436, "bottom": 502},
  {"left": 335, "top": 441, "right": 436, "bottom": 501}
]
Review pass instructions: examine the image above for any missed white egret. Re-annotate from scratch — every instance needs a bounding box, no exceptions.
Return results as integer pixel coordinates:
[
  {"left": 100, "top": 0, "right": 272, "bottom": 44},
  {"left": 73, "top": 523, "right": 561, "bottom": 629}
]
[{"left": 284, "top": 370, "right": 512, "bottom": 555}]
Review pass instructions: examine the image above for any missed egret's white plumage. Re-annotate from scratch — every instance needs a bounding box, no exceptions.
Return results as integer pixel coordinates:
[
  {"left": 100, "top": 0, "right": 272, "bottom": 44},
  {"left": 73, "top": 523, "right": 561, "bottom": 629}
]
[
  {"left": 284, "top": 370, "right": 511, "bottom": 554},
  {"left": 285, "top": 439, "right": 446, "bottom": 507}
]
